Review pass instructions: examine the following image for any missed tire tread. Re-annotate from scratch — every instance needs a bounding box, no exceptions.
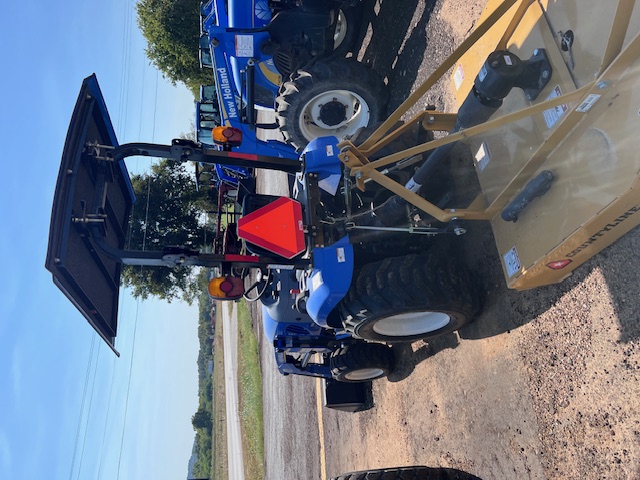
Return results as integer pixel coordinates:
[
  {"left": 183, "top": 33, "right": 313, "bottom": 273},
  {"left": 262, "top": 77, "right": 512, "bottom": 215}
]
[
  {"left": 331, "top": 466, "right": 481, "bottom": 480},
  {"left": 340, "top": 254, "right": 479, "bottom": 342},
  {"left": 275, "top": 58, "right": 388, "bottom": 148}
]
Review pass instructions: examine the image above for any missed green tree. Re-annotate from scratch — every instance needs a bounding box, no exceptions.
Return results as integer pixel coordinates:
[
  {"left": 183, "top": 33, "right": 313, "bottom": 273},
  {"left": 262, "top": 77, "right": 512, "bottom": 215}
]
[
  {"left": 192, "top": 408, "right": 213, "bottom": 431},
  {"left": 121, "top": 159, "right": 213, "bottom": 303},
  {"left": 136, "top": 0, "right": 212, "bottom": 94}
]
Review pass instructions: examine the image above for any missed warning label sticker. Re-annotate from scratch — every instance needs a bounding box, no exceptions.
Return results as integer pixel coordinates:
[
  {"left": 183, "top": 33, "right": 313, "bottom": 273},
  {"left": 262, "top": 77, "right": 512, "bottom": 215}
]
[
  {"left": 311, "top": 272, "right": 323, "bottom": 291},
  {"left": 454, "top": 64, "right": 464, "bottom": 91},
  {"left": 576, "top": 94, "right": 601, "bottom": 113},
  {"left": 543, "top": 85, "right": 568, "bottom": 129},
  {"left": 235, "top": 35, "right": 254, "bottom": 57},
  {"left": 503, "top": 247, "right": 522, "bottom": 278},
  {"left": 474, "top": 140, "right": 491, "bottom": 172}
]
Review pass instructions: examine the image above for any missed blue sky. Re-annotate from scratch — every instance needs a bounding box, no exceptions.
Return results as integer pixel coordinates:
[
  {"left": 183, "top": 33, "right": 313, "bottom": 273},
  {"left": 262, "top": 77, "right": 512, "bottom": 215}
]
[{"left": 1, "top": 1, "right": 202, "bottom": 479}]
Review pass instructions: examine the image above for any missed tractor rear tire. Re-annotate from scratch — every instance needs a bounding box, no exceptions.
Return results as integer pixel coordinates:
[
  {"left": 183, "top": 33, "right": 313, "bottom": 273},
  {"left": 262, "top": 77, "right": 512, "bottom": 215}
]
[
  {"left": 340, "top": 254, "right": 479, "bottom": 343},
  {"left": 331, "top": 466, "right": 482, "bottom": 480},
  {"left": 275, "top": 58, "right": 388, "bottom": 149},
  {"left": 330, "top": 343, "right": 394, "bottom": 383}
]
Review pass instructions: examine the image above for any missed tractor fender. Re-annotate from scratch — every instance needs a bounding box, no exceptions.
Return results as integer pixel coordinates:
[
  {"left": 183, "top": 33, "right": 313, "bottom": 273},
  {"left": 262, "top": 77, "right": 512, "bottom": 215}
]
[
  {"left": 307, "top": 235, "right": 354, "bottom": 327},
  {"left": 303, "top": 136, "right": 341, "bottom": 175}
]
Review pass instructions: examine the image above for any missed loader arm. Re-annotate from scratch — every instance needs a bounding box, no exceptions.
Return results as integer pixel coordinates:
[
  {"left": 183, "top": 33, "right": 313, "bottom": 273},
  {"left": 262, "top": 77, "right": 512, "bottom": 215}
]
[{"left": 45, "top": 75, "right": 305, "bottom": 351}]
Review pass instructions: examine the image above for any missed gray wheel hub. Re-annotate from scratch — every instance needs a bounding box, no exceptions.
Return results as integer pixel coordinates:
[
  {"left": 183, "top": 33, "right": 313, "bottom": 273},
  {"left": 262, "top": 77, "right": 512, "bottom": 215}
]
[
  {"left": 344, "top": 367, "right": 384, "bottom": 381},
  {"left": 319, "top": 100, "right": 348, "bottom": 126},
  {"left": 373, "top": 311, "right": 452, "bottom": 337},
  {"left": 298, "top": 89, "right": 371, "bottom": 140}
]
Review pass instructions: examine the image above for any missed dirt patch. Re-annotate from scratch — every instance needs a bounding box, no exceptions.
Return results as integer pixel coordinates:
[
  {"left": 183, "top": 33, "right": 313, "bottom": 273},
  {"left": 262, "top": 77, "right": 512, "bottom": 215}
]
[
  {"left": 260, "top": 1, "right": 640, "bottom": 479},
  {"left": 515, "top": 240, "right": 640, "bottom": 479},
  {"left": 323, "top": 1, "right": 640, "bottom": 478},
  {"left": 319, "top": 226, "right": 640, "bottom": 480}
]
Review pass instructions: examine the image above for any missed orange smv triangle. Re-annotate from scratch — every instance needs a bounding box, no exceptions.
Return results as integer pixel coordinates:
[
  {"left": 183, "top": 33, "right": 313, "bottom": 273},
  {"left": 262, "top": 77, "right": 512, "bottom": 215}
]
[{"left": 237, "top": 197, "right": 306, "bottom": 259}]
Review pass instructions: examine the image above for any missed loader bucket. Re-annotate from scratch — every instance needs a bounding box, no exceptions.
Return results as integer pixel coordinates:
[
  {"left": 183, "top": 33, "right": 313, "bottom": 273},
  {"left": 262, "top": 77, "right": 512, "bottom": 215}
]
[
  {"left": 45, "top": 75, "right": 135, "bottom": 354},
  {"left": 323, "top": 379, "right": 373, "bottom": 413}
]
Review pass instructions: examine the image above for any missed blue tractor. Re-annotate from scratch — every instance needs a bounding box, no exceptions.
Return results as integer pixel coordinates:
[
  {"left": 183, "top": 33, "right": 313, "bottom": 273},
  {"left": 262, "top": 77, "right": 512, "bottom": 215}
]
[
  {"left": 47, "top": 76, "right": 479, "bottom": 410},
  {"left": 194, "top": 95, "right": 255, "bottom": 197},
  {"left": 193, "top": 0, "right": 387, "bottom": 195},
  {"left": 198, "top": 0, "right": 388, "bottom": 151},
  {"left": 228, "top": 135, "right": 479, "bottom": 400}
]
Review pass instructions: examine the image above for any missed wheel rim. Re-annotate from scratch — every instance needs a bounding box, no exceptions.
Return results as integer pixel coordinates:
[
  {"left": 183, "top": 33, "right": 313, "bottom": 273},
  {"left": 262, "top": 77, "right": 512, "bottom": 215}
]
[
  {"left": 334, "top": 10, "right": 348, "bottom": 48},
  {"left": 298, "top": 90, "right": 370, "bottom": 141},
  {"left": 344, "top": 367, "right": 384, "bottom": 381},
  {"left": 373, "top": 311, "right": 452, "bottom": 337}
]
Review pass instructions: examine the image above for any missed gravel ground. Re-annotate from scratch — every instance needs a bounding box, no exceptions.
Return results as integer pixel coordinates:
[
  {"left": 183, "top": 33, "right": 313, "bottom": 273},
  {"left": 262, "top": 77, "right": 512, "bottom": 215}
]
[{"left": 258, "top": 1, "right": 640, "bottom": 479}]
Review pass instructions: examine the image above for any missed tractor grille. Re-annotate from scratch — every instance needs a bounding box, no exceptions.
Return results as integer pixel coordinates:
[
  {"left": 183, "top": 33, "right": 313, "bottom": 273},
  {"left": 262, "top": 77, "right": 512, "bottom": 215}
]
[
  {"left": 274, "top": 50, "right": 295, "bottom": 78},
  {"left": 285, "top": 324, "right": 308, "bottom": 336}
]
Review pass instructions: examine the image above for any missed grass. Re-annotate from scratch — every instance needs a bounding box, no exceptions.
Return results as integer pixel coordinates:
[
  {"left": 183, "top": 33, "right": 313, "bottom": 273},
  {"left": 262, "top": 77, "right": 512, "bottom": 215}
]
[
  {"left": 236, "top": 300, "right": 265, "bottom": 480},
  {"left": 211, "top": 307, "right": 228, "bottom": 480}
]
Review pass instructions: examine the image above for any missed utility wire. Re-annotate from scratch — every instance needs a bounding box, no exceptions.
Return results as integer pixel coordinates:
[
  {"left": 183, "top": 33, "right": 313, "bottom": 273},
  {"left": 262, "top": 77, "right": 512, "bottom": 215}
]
[
  {"left": 115, "top": 300, "right": 141, "bottom": 480},
  {"left": 97, "top": 1, "right": 141, "bottom": 479},
  {"left": 116, "top": 51, "right": 156, "bottom": 480},
  {"left": 138, "top": 60, "right": 147, "bottom": 140},
  {"left": 67, "top": 334, "right": 96, "bottom": 480},
  {"left": 76, "top": 347, "right": 101, "bottom": 480},
  {"left": 96, "top": 354, "right": 118, "bottom": 480},
  {"left": 152, "top": 69, "right": 159, "bottom": 142},
  {"left": 107, "top": 3, "right": 162, "bottom": 476},
  {"left": 118, "top": 1, "right": 133, "bottom": 141}
]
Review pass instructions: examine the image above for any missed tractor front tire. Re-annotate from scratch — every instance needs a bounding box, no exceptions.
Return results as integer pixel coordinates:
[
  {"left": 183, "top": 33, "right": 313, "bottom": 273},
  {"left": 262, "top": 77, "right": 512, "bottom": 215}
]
[
  {"left": 275, "top": 58, "right": 387, "bottom": 149},
  {"left": 330, "top": 343, "right": 394, "bottom": 383},
  {"left": 340, "top": 254, "right": 479, "bottom": 343}
]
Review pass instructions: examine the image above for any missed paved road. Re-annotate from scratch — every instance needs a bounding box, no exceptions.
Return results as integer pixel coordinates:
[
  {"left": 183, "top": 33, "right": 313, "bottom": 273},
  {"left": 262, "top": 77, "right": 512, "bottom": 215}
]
[
  {"left": 256, "top": 109, "right": 280, "bottom": 142},
  {"left": 222, "top": 303, "right": 245, "bottom": 480},
  {"left": 255, "top": 168, "right": 327, "bottom": 480}
]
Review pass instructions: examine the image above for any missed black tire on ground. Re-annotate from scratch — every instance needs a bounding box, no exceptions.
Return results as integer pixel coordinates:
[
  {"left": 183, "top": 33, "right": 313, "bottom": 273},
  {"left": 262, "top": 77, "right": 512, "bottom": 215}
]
[
  {"left": 329, "top": 342, "right": 394, "bottom": 382},
  {"left": 330, "top": 466, "right": 482, "bottom": 480},
  {"left": 328, "top": 6, "right": 362, "bottom": 58},
  {"left": 275, "top": 58, "right": 388, "bottom": 149},
  {"left": 340, "top": 254, "right": 479, "bottom": 343}
]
